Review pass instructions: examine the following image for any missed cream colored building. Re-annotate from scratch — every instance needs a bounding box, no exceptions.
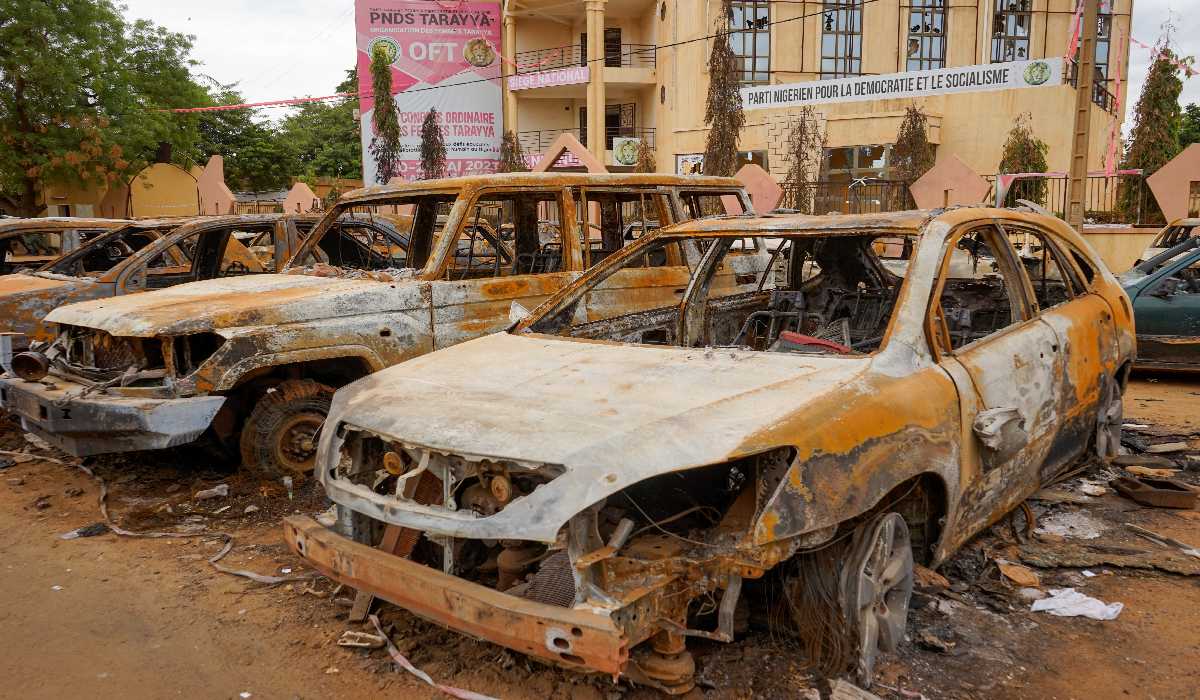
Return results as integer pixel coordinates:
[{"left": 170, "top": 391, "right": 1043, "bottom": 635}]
[{"left": 502, "top": 0, "right": 1131, "bottom": 187}]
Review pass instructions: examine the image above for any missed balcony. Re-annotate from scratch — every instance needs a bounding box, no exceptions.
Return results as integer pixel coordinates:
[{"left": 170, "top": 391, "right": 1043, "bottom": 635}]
[
  {"left": 1065, "top": 59, "right": 1119, "bottom": 115},
  {"left": 518, "top": 127, "right": 656, "bottom": 154},
  {"left": 514, "top": 43, "right": 656, "bottom": 74}
]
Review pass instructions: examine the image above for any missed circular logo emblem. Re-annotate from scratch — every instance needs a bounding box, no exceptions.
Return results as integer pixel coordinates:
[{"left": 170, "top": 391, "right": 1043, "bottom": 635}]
[
  {"left": 1023, "top": 61, "right": 1051, "bottom": 86},
  {"left": 367, "top": 37, "right": 401, "bottom": 65}
]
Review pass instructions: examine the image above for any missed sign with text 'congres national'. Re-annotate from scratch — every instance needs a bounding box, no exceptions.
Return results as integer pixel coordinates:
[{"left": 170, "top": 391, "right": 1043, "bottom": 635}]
[
  {"left": 355, "top": 0, "right": 502, "bottom": 183},
  {"left": 741, "top": 58, "right": 1062, "bottom": 111}
]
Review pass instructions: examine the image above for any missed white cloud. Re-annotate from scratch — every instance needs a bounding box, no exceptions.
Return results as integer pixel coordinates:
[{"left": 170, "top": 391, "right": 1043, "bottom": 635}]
[{"left": 119, "top": 0, "right": 358, "bottom": 117}]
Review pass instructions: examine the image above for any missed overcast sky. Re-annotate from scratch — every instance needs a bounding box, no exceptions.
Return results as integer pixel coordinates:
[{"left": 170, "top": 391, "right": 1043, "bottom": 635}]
[{"left": 121, "top": 0, "right": 1198, "bottom": 129}]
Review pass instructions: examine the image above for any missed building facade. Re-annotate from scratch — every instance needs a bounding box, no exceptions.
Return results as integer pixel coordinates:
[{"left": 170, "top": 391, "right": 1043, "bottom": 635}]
[{"left": 502, "top": 0, "right": 1131, "bottom": 187}]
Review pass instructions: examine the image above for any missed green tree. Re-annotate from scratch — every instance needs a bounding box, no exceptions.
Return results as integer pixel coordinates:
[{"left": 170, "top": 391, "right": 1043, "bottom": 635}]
[
  {"left": 279, "top": 69, "right": 362, "bottom": 182},
  {"left": 419, "top": 108, "right": 447, "bottom": 180},
  {"left": 1120, "top": 44, "right": 1188, "bottom": 223},
  {"left": 0, "top": 0, "right": 209, "bottom": 215},
  {"left": 998, "top": 113, "right": 1049, "bottom": 207},
  {"left": 368, "top": 45, "right": 401, "bottom": 183},
  {"left": 702, "top": 0, "right": 744, "bottom": 178},
  {"left": 497, "top": 130, "right": 528, "bottom": 173},
  {"left": 1182, "top": 103, "right": 1200, "bottom": 148},
  {"left": 197, "top": 88, "right": 298, "bottom": 192}
]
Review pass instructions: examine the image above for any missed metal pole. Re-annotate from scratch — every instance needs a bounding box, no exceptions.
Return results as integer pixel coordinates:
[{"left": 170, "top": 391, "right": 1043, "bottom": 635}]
[{"left": 1066, "top": 0, "right": 1100, "bottom": 231}]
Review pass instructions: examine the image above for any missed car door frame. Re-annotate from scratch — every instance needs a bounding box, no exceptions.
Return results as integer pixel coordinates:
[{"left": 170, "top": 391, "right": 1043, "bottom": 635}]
[
  {"left": 113, "top": 219, "right": 273, "bottom": 293},
  {"left": 924, "top": 218, "right": 1065, "bottom": 542},
  {"left": 426, "top": 186, "right": 583, "bottom": 349}
]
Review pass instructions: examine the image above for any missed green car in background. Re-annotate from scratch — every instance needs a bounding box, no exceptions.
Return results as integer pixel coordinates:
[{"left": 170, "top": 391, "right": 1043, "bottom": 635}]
[{"left": 1120, "top": 237, "right": 1200, "bottom": 370}]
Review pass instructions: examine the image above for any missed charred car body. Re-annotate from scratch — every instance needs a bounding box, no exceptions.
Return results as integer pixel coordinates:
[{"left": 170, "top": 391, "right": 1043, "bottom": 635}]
[
  {"left": 286, "top": 208, "right": 1133, "bottom": 692},
  {"left": 0, "top": 174, "right": 757, "bottom": 473}
]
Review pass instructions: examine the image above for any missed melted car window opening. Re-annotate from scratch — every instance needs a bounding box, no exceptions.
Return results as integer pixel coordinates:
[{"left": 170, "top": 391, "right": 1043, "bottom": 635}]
[
  {"left": 529, "top": 232, "right": 912, "bottom": 356},
  {"left": 936, "top": 228, "right": 1027, "bottom": 351},
  {"left": 575, "top": 191, "right": 671, "bottom": 269},
  {"left": 304, "top": 198, "right": 448, "bottom": 272},
  {"left": 446, "top": 193, "right": 562, "bottom": 280},
  {"left": 49, "top": 226, "right": 174, "bottom": 277}
]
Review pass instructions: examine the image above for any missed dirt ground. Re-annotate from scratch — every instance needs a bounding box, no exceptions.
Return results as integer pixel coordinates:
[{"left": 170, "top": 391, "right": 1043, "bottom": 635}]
[{"left": 0, "top": 374, "right": 1198, "bottom": 700}]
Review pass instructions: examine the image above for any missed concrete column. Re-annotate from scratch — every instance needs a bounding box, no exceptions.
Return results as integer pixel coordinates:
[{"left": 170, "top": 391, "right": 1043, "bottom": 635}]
[
  {"left": 585, "top": 0, "right": 607, "bottom": 160},
  {"left": 502, "top": 11, "right": 518, "bottom": 136}
]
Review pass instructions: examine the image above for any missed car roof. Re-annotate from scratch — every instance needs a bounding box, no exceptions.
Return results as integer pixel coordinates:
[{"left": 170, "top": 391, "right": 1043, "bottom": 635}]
[
  {"left": 662, "top": 207, "right": 1079, "bottom": 238},
  {"left": 0, "top": 217, "right": 131, "bottom": 235},
  {"left": 339, "top": 172, "right": 746, "bottom": 204}
]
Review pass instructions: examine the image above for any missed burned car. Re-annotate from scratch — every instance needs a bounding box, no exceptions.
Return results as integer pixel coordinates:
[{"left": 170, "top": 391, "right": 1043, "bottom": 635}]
[
  {"left": 0, "top": 174, "right": 757, "bottom": 474},
  {"left": 0, "top": 215, "right": 313, "bottom": 374},
  {"left": 1136, "top": 217, "right": 1198, "bottom": 264},
  {"left": 1120, "top": 236, "right": 1200, "bottom": 369},
  {"left": 0, "top": 217, "right": 129, "bottom": 275},
  {"left": 285, "top": 208, "right": 1133, "bottom": 692}
]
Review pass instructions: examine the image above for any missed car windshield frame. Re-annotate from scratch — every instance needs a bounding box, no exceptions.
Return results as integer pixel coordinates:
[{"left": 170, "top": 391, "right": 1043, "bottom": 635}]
[{"left": 514, "top": 226, "right": 920, "bottom": 357}]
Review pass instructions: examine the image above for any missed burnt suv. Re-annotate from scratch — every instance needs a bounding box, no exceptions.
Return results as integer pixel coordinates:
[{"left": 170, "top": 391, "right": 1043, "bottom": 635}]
[{"left": 0, "top": 174, "right": 758, "bottom": 474}]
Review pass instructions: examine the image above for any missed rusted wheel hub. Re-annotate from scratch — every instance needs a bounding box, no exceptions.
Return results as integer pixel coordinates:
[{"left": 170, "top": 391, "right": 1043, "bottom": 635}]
[
  {"left": 842, "top": 512, "right": 914, "bottom": 686},
  {"left": 273, "top": 412, "right": 323, "bottom": 475}
]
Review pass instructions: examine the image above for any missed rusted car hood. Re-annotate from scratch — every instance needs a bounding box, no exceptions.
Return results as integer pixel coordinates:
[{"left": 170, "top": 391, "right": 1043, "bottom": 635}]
[
  {"left": 331, "top": 332, "right": 872, "bottom": 475},
  {"left": 44, "top": 273, "right": 420, "bottom": 337},
  {"left": 0, "top": 273, "right": 106, "bottom": 337}
]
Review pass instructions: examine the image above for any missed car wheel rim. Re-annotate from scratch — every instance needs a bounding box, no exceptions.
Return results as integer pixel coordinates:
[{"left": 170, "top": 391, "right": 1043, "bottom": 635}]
[
  {"left": 1096, "top": 378, "right": 1123, "bottom": 459},
  {"left": 845, "top": 513, "right": 914, "bottom": 686},
  {"left": 274, "top": 413, "right": 323, "bottom": 475}
]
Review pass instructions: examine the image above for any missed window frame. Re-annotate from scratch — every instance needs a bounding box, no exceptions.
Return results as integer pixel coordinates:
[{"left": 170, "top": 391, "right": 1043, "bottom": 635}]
[
  {"left": 906, "top": 0, "right": 947, "bottom": 71},
  {"left": 990, "top": 0, "right": 1033, "bottom": 64},
  {"left": 730, "top": 0, "right": 771, "bottom": 85},
  {"left": 434, "top": 187, "right": 573, "bottom": 281},
  {"left": 821, "top": 0, "right": 864, "bottom": 79},
  {"left": 999, "top": 223, "right": 1088, "bottom": 311},
  {"left": 925, "top": 222, "right": 1036, "bottom": 359}
]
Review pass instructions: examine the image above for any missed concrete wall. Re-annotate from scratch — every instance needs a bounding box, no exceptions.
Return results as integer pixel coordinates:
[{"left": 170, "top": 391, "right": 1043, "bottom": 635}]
[{"left": 1083, "top": 225, "right": 1161, "bottom": 273}]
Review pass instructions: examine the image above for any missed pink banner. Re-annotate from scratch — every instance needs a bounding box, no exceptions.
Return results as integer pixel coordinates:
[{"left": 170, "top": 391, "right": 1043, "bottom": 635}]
[
  {"left": 356, "top": 1, "right": 503, "bottom": 183},
  {"left": 507, "top": 66, "right": 589, "bottom": 91}
]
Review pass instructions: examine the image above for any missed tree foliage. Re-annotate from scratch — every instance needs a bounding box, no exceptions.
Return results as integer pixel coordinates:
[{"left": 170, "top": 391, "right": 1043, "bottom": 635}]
[
  {"left": 279, "top": 69, "right": 362, "bottom": 183},
  {"left": 0, "top": 0, "right": 208, "bottom": 215},
  {"left": 997, "top": 113, "right": 1049, "bottom": 206},
  {"left": 1182, "top": 103, "right": 1200, "bottom": 149},
  {"left": 1119, "top": 43, "right": 1189, "bottom": 223},
  {"left": 497, "top": 130, "right": 529, "bottom": 173},
  {"left": 368, "top": 45, "right": 401, "bottom": 184},
  {"left": 702, "top": 0, "right": 744, "bottom": 177},
  {"left": 196, "top": 88, "right": 299, "bottom": 192},
  {"left": 419, "top": 109, "right": 447, "bottom": 180},
  {"left": 781, "top": 107, "right": 826, "bottom": 213},
  {"left": 892, "top": 106, "right": 936, "bottom": 185}
]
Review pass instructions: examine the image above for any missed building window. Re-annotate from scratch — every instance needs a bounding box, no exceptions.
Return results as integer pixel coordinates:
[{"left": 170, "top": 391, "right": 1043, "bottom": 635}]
[
  {"left": 1095, "top": 0, "right": 1112, "bottom": 80},
  {"left": 822, "top": 145, "right": 894, "bottom": 181},
  {"left": 730, "top": 1, "right": 770, "bottom": 84},
  {"left": 991, "top": 0, "right": 1032, "bottom": 63},
  {"left": 906, "top": 0, "right": 946, "bottom": 71},
  {"left": 821, "top": 1, "right": 863, "bottom": 79}
]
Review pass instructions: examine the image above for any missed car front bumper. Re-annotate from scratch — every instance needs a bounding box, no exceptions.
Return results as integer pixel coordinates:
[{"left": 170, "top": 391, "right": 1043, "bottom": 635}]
[
  {"left": 282, "top": 515, "right": 630, "bottom": 677},
  {"left": 0, "top": 374, "right": 225, "bottom": 456}
]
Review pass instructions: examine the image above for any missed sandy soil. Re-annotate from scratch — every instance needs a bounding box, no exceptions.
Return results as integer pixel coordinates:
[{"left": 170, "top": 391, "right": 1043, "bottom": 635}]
[{"left": 0, "top": 375, "right": 1197, "bottom": 700}]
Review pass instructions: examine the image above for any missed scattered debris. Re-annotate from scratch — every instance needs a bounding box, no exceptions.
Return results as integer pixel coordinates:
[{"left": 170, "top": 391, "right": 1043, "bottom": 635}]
[
  {"left": 828, "top": 678, "right": 883, "bottom": 699},
  {"left": 7, "top": 477, "right": 23, "bottom": 486},
  {"left": 336, "top": 630, "right": 386, "bottom": 649},
  {"left": 59, "top": 522, "right": 110, "bottom": 540},
  {"left": 212, "top": 505, "right": 231, "bottom": 515},
  {"left": 1020, "top": 538, "right": 1200, "bottom": 576},
  {"left": 63, "top": 486, "right": 84, "bottom": 497},
  {"left": 1144, "top": 442, "right": 1189, "bottom": 454},
  {"left": 34, "top": 495, "right": 51, "bottom": 510},
  {"left": 0, "top": 457, "right": 15, "bottom": 470},
  {"left": 1078, "top": 481, "right": 1108, "bottom": 497},
  {"left": 914, "top": 629, "right": 956, "bottom": 653},
  {"left": 1034, "top": 510, "right": 1106, "bottom": 540},
  {"left": 1126, "top": 524, "right": 1200, "bottom": 559},
  {"left": 996, "top": 561, "right": 1041, "bottom": 587},
  {"left": 1030, "top": 588, "right": 1123, "bottom": 620},
  {"left": 23, "top": 433, "right": 52, "bottom": 451},
  {"left": 194, "top": 484, "right": 229, "bottom": 501},
  {"left": 1110, "top": 476, "right": 1200, "bottom": 509},
  {"left": 243, "top": 504, "right": 259, "bottom": 515},
  {"left": 1029, "top": 488, "right": 1092, "bottom": 505},
  {"left": 913, "top": 564, "right": 949, "bottom": 589},
  {"left": 1016, "top": 587, "right": 1046, "bottom": 601},
  {"left": 369, "top": 613, "right": 499, "bottom": 700},
  {"left": 1112, "top": 454, "right": 1177, "bottom": 468},
  {"left": 1125, "top": 466, "right": 1180, "bottom": 478},
  {"left": 282, "top": 476, "right": 294, "bottom": 501}
]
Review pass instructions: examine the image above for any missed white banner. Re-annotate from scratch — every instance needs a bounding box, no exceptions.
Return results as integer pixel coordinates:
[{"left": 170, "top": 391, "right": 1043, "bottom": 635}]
[{"left": 741, "top": 58, "right": 1062, "bottom": 111}]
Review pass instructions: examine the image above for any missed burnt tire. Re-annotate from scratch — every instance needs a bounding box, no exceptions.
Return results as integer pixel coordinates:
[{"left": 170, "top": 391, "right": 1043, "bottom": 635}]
[{"left": 239, "top": 379, "right": 334, "bottom": 478}]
